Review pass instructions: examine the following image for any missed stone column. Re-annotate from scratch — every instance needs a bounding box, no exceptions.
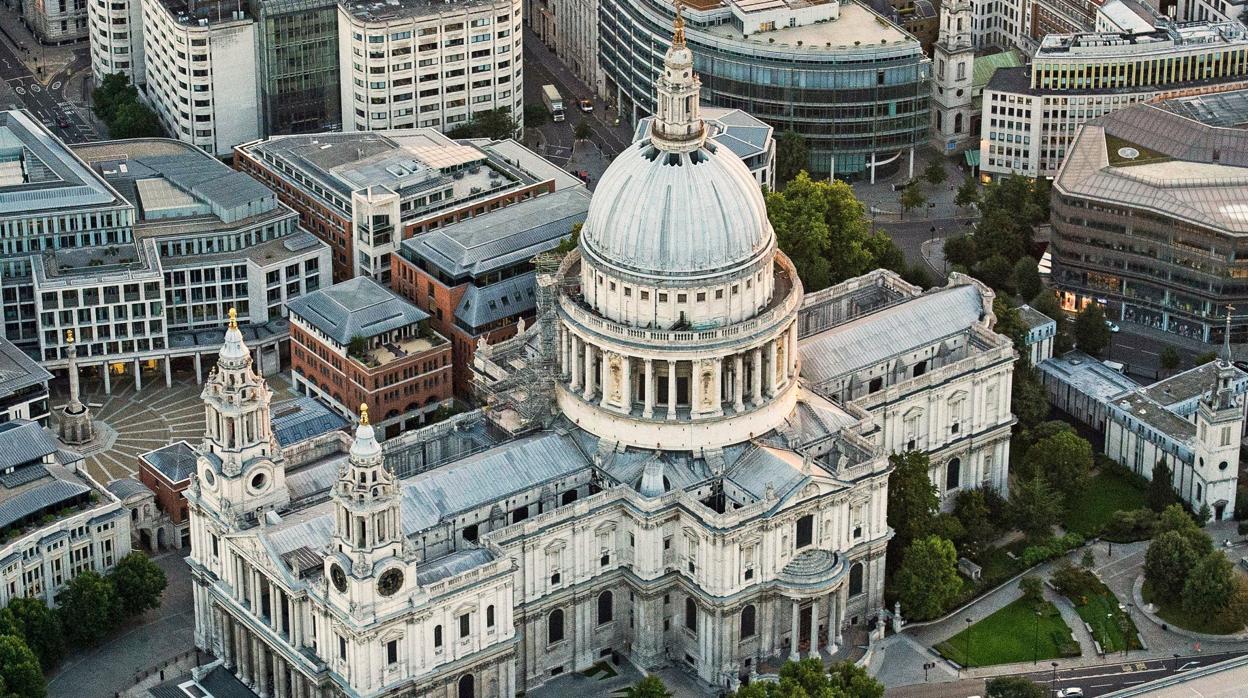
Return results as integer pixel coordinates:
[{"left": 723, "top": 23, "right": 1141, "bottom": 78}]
[
  {"left": 711, "top": 357, "right": 724, "bottom": 416},
  {"left": 643, "top": 359, "right": 655, "bottom": 418},
  {"left": 582, "top": 343, "right": 596, "bottom": 401},
  {"left": 255, "top": 639, "right": 270, "bottom": 696},
  {"left": 237, "top": 628, "right": 251, "bottom": 686},
  {"left": 789, "top": 599, "right": 800, "bottom": 662},
  {"left": 691, "top": 358, "right": 703, "bottom": 416},
  {"left": 633, "top": 594, "right": 665, "bottom": 669},
  {"left": 133, "top": 358, "right": 142, "bottom": 392},
  {"left": 274, "top": 655, "right": 288, "bottom": 698},
  {"left": 194, "top": 352, "right": 203, "bottom": 384},
  {"left": 667, "top": 360, "right": 677, "bottom": 420},
  {"left": 826, "top": 593, "right": 838, "bottom": 654},
  {"left": 789, "top": 326, "right": 799, "bottom": 374},
  {"left": 733, "top": 354, "right": 745, "bottom": 412},
  {"left": 766, "top": 340, "right": 778, "bottom": 396},
  {"left": 570, "top": 335, "right": 582, "bottom": 391},
  {"left": 620, "top": 355, "right": 633, "bottom": 412},
  {"left": 809, "top": 602, "right": 821, "bottom": 659},
  {"left": 164, "top": 356, "right": 172, "bottom": 387},
  {"left": 836, "top": 588, "right": 845, "bottom": 645},
  {"left": 103, "top": 362, "right": 111, "bottom": 394},
  {"left": 750, "top": 349, "right": 762, "bottom": 406}
]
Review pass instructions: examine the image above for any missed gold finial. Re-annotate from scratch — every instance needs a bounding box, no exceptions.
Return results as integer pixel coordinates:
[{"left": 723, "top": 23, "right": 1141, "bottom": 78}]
[
  {"left": 227, "top": 307, "right": 238, "bottom": 330},
  {"left": 360, "top": 402, "right": 370, "bottom": 426},
  {"left": 673, "top": 0, "right": 686, "bottom": 48},
  {"left": 65, "top": 329, "right": 74, "bottom": 344}
]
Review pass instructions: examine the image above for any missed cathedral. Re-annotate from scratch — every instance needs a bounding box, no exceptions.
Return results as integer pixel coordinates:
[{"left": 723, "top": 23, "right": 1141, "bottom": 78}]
[{"left": 188, "top": 13, "right": 1015, "bottom": 698}]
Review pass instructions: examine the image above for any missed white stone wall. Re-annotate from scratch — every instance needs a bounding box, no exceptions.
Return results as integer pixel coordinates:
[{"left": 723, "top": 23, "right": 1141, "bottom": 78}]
[
  {"left": 25, "top": 0, "right": 88, "bottom": 43},
  {"left": 88, "top": 0, "right": 145, "bottom": 85},
  {"left": 0, "top": 505, "right": 130, "bottom": 607}
]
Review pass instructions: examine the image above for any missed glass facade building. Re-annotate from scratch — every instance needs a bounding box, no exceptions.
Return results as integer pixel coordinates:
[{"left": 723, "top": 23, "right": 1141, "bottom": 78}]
[
  {"left": 598, "top": 0, "right": 930, "bottom": 179},
  {"left": 250, "top": 0, "right": 342, "bottom": 135}
]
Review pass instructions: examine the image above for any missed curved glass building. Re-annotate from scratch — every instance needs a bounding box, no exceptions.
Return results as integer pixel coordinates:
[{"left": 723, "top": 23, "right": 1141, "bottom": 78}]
[{"left": 599, "top": 0, "right": 930, "bottom": 180}]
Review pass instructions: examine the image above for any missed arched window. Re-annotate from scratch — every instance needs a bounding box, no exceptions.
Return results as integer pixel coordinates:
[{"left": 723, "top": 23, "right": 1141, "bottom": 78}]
[
  {"left": 486, "top": 605, "right": 495, "bottom": 628},
  {"left": 458, "top": 673, "right": 475, "bottom": 698},
  {"left": 433, "top": 624, "right": 443, "bottom": 647},
  {"left": 795, "top": 514, "right": 814, "bottom": 549},
  {"left": 954, "top": 112, "right": 964, "bottom": 134},
  {"left": 548, "top": 609, "right": 565, "bottom": 644},
  {"left": 946, "top": 458, "right": 961, "bottom": 491},
  {"left": 684, "top": 597, "right": 698, "bottom": 633},
  {"left": 740, "top": 604, "right": 756, "bottom": 639},
  {"left": 849, "top": 562, "right": 864, "bottom": 597},
  {"left": 597, "top": 591, "right": 614, "bottom": 624}
]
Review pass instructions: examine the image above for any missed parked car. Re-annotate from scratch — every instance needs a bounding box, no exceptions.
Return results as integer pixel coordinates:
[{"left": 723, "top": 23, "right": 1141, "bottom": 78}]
[
  {"left": 1105, "top": 320, "right": 1121, "bottom": 333},
  {"left": 1057, "top": 689, "right": 1084, "bottom": 698},
  {"left": 55, "top": 115, "right": 70, "bottom": 128},
  {"left": 578, "top": 99, "right": 593, "bottom": 112}
]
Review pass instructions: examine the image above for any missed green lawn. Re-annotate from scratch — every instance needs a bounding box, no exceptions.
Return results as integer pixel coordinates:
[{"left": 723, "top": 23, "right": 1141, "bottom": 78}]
[
  {"left": 1064, "top": 470, "right": 1147, "bottom": 536},
  {"left": 1143, "top": 582, "right": 1246, "bottom": 636},
  {"left": 1071, "top": 590, "right": 1142, "bottom": 654},
  {"left": 936, "top": 598, "right": 1081, "bottom": 667}
]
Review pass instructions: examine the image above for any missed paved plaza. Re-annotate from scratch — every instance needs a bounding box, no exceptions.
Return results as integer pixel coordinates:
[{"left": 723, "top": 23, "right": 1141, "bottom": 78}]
[{"left": 49, "top": 370, "right": 296, "bottom": 487}]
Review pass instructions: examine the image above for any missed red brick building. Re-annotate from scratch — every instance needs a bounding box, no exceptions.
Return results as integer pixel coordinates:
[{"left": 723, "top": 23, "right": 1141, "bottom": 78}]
[
  {"left": 138, "top": 441, "right": 197, "bottom": 546},
  {"left": 234, "top": 131, "right": 582, "bottom": 283},
  {"left": 391, "top": 187, "right": 590, "bottom": 396},
  {"left": 287, "top": 276, "right": 453, "bottom": 438}
]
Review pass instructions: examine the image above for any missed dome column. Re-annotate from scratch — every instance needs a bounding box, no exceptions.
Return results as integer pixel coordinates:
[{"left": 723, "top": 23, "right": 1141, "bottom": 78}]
[
  {"left": 667, "top": 360, "right": 678, "bottom": 420},
  {"left": 583, "top": 343, "right": 597, "bottom": 401},
  {"left": 750, "top": 348, "right": 763, "bottom": 407},
  {"left": 569, "top": 335, "right": 582, "bottom": 391},
  {"left": 765, "top": 340, "right": 779, "bottom": 397},
  {"left": 642, "top": 359, "right": 655, "bottom": 418},
  {"left": 733, "top": 354, "right": 745, "bottom": 412}
]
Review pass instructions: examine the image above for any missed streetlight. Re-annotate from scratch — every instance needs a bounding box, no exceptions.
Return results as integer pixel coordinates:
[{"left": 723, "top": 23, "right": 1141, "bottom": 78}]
[
  {"left": 965, "top": 617, "right": 973, "bottom": 667},
  {"left": 1033, "top": 609, "right": 1042, "bottom": 664},
  {"left": 1051, "top": 661, "right": 1059, "bottom": 696},
  {"left": 1173, "top": 653, "right": 1181, "bottom": 672},
  {"left": 1122, "top": 604, "right": 1133, "bottom": 658}
]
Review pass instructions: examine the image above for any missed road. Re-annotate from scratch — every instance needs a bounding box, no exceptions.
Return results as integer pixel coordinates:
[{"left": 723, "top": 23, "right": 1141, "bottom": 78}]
[
  {"left": 523, "top": 29, "right": 634, "bottom": 166},
  {"left": 0, "top": 33, "right": 96, "bottom": 143},
  {"left": 875, "top": 214, "right": 978, "bottom": 274},
  {"left": 887, "top": 651, "right": 1248, "bottom": 697}
]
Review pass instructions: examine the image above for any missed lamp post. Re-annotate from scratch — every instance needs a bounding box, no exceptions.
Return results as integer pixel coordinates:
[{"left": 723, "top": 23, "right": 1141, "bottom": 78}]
[
  {"left": 1173, "top": 653, "right": 1181, "bottom": 672},
  {"left": 965, "top": 617, "right": 973, "bottom": 666},
  {"left": 1122, "top": 604, "right": 1133, "bottom": 658},
  {"left": 1034, "top": 609, "right": 1042, "bottom": 664},
  {"left": 1051, "top": 661, "right": 1059, "bottom": 696}
]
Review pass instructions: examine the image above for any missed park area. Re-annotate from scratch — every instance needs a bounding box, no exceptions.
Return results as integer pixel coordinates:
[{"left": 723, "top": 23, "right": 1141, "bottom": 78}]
[
  {"left": 1062, "top": 468, "right": 1148, "bottom": 537},
  {"left": 935, "top": 598, "right": 1080, "bottom": 667}
]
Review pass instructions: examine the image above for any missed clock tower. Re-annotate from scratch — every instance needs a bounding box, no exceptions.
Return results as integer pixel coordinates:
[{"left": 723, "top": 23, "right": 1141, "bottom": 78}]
[
  {"left": 324, "top": 404, "right": 411, "bottom": 614},
  {"left": 931, "top": 0, "right": 976, "bottom": 153}
]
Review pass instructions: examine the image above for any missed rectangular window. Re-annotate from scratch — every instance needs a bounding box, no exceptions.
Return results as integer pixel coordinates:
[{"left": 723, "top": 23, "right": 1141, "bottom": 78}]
[
  {"left": 459, "top": 613, "right": 470, "bottom": 638},
  {"left": 386, "top": 639, "right": 398, "bottom": 665}
]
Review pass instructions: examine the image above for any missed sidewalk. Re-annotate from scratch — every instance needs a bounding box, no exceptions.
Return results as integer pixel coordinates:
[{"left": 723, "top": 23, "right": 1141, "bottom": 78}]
[{"left": 0, "top": 6, "right": 79, "bottom": 82}]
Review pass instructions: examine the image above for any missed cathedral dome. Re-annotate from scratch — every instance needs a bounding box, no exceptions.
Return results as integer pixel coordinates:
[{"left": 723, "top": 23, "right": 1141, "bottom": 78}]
[{"left": 579, "top": 140, "right": 774, "bottom": 278}]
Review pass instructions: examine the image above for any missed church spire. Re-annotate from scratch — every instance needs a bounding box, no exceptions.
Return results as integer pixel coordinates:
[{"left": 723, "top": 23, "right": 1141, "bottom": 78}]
[
  {"left": 650, "top": 1, "right": 705, "bottom": 152},
  {"left": 1221, "top": 304, "right": 1234, "bottom": 367},
  {"left": 219, "top": 306, "right": 250, "bottom": 368},
  {"left": 333, "top": 403, "right": 400, "bottom": 560}
]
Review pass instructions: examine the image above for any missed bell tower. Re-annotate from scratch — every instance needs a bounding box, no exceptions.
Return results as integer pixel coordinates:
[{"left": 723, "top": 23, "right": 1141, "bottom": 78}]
[
  {"left": 650, "top": 3, "right": 706, "bottom": 152},
  {"left": 194, "top": 308, "right": 289, "bottom": 525},
  {"left": 931, "top": 0, "right": 976, "bottom": 152},
  {"left": 1192, "top": 306, "right": 1243, "bottom": 521}
]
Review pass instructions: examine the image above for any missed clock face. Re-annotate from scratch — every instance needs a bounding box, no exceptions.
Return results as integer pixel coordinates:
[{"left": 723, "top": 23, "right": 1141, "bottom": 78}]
[
  {"left": 378, "top": 568, "right": 404, "bottom": 597},
  {"left": 330, "top": 563, "right": 348, "bottom": 593}
]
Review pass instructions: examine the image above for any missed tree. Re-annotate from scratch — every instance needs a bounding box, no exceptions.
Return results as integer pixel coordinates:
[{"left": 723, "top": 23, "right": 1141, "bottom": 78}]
[
  {"left": 827, "top": 661, "right": 885, "bottom": 698},
  {"left": 574, "top": 119, "right": 593, "bottom": 141},
  {"left": 523, "top": 103, "right": 550, "bottom": 128},
  {"left": 1013, "top": 369, "right": 1049, "bottom": 430},
  {"left": 887, "top": 451, "right": 939, "bottom": 551},
  {"left": 0, "top": 635, "right": 45, "bottom": 698},
  {"left": 621, "top": 675, "right": 672, "bottom": 698},
  {"left": 1011, "top": 257, "right": 1042, "bottom": 301},
  {"left": 944, "top": 235, "right": 978, "bottom": 269},
  {"left": 924, "top": 159, "right": 947, "bottom": 187},
  {"left": 92, "top": 72, "right": 137, "bottom": 123},
  {"left": 1148, "top": 459, "right": 1178, "bottom": 513},
  {"left": 986, "top": 676, "right": 1046, "bottom": 698},
  {"left": 57, "top": 571, "right": 118, "bottom": 647},
  {"left": 895, "top": 536, "right": 963, "bottom": 620},
  {"left": 109, "top": 101, "right": 164, "bottom": 139},
  {"left": 1021, "top": 430, "right": 1092, "bottom": 498},
  {"left": 1160, "top": 347, "right": 1181, "bottom": 375},
  {"left": 776, "top": 130, "right": 809, "bottom": 187},
  {"left": 1019, "top": 575, "right": 1044, "bottom": 606},
  {"left": 764, "top": 172, "right": 879, "bottom": 291},
  {"left": 730, "top": 659, "right": 883, "bottom": 698},
  {"left": 952, "top": 488, "right": 995, "bottom": 560},
  {"left": 1144, "top": 530, "right": 1201, "bottom": 601},
  {"left": 975, "top": 254, "right": 1014, "bottom": 292},
  {"left": 1195, "top": 351, "right": 1220, "bottom": 365},
  {"left": 448, "top": 108, "right": 517, "bottom": 139},
  {"left": 1155, "top": 504, "right": 1212, "bottom": 556},
  {"left": 1010, "top": 476, "right": 1063, "bottom": 542},
  {"left": 553, "top": 222, "right": 581, "bottom": 255},
  {"left": 110, "top": 552, "right": 167, "bottom": 618},
  {"left": 1029, "top": 292, "right": 1072, "bottom": 355},
  {"left": 1073, "top": 304, "right": 1111, "bottom": 356},
  {"left": 4, "top": 598, "right": 63, "bottom": 671},
  {"left": 954, "top": 178, "right": 980, "bottom": 210},
  {"left": 899, "top": 183, "right": 926, "bottom": 219},
  {"left": 1182, "top": 552, "right": 1238, "bottom": 621}
]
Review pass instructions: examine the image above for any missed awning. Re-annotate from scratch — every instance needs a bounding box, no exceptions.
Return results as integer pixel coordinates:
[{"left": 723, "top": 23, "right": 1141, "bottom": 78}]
[{"left": 964, "top": 149, "right": 981, "bottom": 168}]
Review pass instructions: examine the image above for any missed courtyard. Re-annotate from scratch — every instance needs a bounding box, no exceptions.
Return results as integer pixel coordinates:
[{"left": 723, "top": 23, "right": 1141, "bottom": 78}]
[{"left": 49, "top": 369, "right": 296, "bottom": 487}]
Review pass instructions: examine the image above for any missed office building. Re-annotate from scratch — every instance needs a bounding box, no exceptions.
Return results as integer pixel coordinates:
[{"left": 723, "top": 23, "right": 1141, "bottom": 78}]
[
  {"left": 980, "top": 19, "right": 1248, "bottom": 178},
  {"left": 337, "top": 0, "right": 523, "bottom": 133},
  {"left": 24, "top": 0, "right": 88, "bottom": 43},
  {"left": 598, "top": 0, "right": 930, "bottom": 181},
  {"left": 234, "top": 129, "right": 583, "bottom": 282}
]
